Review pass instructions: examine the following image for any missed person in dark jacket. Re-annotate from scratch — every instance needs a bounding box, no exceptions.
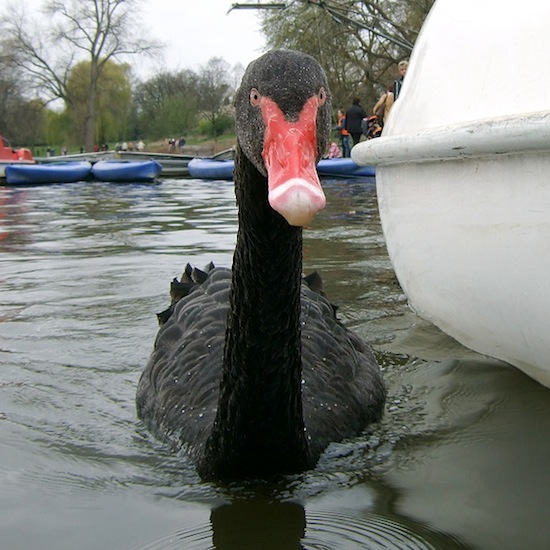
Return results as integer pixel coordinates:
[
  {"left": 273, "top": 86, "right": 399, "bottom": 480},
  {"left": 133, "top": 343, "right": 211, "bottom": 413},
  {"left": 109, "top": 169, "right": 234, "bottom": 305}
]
[{"left": 345, "top": 97, "right": 367, "bottom": 147}]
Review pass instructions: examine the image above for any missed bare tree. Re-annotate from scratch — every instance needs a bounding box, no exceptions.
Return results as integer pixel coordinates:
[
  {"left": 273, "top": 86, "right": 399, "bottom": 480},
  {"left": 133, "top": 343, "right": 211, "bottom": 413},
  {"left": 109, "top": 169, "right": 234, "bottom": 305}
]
[
  {"left": 1, "top": 0, "right": 161, "bottom": 151},
  {"left": 0, "top": 56, "right": 45, "bottom": 144}
]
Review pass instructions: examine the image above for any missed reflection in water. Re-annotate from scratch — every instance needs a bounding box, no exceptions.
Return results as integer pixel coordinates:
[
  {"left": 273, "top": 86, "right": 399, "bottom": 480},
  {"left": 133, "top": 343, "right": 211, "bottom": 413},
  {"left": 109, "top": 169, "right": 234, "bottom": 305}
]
[
  {"left": 136, "top": 491, "right": 472, "bottom": 549},
  {"left": 0, "top": 188, "right": 32, "bottom": 251},
  {"left": 211, "top": 500, "right": 305, "bottom": 549},
  {"left": 1, "top": 178, "right": 549, "bottom": 550}
]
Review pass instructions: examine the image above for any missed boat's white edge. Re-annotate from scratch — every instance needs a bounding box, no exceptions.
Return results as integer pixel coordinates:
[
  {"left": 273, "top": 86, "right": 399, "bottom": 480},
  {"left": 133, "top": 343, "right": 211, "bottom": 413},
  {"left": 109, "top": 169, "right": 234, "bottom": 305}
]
[
  {"left": 0, "top": 160, "right": 35, "bottom": 178},
  {"left": 352, "top": 110, "right": 550, "bottom": 166}
]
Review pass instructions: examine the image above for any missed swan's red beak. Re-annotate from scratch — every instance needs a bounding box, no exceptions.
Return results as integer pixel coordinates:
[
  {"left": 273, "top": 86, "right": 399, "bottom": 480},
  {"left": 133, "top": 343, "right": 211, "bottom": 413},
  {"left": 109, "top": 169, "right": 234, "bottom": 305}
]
[{"left": 260, "top": 96, "right": 326, "bottom": 226}]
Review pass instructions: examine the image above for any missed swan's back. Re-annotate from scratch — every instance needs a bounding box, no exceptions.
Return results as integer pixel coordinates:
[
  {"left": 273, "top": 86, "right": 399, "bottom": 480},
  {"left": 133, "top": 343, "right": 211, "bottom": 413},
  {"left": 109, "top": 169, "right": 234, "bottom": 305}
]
[{"left": 137, "top": 266, "right": 384, "bottom": 465}]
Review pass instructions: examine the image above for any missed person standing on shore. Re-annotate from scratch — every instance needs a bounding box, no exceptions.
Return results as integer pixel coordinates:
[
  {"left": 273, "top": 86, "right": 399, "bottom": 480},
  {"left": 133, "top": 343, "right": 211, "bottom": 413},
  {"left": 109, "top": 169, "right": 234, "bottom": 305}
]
[
  {"left": 345, "top": 97, "right": 367, "bottom": 147},
  {"left": 336, "top": 109, "right": 351, "bottom": 157}
]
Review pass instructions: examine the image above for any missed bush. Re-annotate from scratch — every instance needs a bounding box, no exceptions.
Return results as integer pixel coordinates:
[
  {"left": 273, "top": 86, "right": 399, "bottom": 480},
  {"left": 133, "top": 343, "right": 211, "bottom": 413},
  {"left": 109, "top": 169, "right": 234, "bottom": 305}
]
[{"left": 197, "top": 114, "right": 234, "bottom": 138}]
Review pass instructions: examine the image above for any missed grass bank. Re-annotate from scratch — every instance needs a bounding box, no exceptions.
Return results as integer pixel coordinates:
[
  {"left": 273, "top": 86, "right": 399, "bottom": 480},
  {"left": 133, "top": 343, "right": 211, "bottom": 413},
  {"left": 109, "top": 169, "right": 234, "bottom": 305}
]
[
  {"left": 30, "top": 134, "right": 237, "bottom": 158},
  {"left": 146, "top": 135, "right": 237, "bottom": 156}
]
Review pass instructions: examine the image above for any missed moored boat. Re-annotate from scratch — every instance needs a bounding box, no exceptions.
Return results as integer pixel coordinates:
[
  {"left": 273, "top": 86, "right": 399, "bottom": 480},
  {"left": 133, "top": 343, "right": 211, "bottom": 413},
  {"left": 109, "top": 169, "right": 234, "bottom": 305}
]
[
  {"left": 352, "top": 0, "right": 550, "bottom": 387},
  {"left": 116, "top": 151, "right": 193, "bottom": 177},
  {"left": 188, "top": 156, "right": 375, "bottom": 181},
  {"left": 4, "top": 160, "right": 92, "bottom": 185},
  {"left": 0, "top": 134, "right": 34, "bottom": 179},
  {"left": 317, "top": 157, "right": 375, "bottom": 178},
  {"left": 187, "top": 157, "right": 235, "bottom": 180},
  {"left": 91, "top": 159, "right": 163, "bottom": 182}
]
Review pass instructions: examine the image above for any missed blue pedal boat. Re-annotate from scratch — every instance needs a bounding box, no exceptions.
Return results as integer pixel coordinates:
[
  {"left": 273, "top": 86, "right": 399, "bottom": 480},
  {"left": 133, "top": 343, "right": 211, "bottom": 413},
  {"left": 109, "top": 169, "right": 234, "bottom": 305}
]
[
  {"left": 4, "top": 160, "right": 92, "bottom": 185},
  {"left": 91, "top": 159, "right": 163, "bottom": 182}
]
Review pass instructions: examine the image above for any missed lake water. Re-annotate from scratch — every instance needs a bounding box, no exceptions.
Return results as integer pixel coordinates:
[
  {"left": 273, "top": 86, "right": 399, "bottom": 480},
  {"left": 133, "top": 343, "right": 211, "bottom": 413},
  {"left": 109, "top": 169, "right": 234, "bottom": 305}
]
[{"left": 1, "top": 177, "right": 549, "bottom": 549}]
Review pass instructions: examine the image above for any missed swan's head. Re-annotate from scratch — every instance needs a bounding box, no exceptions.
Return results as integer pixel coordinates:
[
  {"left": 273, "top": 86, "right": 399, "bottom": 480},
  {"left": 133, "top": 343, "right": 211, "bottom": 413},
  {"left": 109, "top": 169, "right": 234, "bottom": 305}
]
[{"left": 235, "top": 49, "right": 332, "bottom": 227}]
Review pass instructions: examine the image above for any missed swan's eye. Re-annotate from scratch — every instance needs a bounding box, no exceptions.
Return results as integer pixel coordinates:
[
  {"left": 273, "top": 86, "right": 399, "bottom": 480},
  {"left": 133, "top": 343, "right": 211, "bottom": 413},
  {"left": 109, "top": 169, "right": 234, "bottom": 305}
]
[
  {"left": 250, "top": 89, "right": 261, "bottom": 106},
  {"left": 318, "top": 88, "right": 327, "bottom": 106}
]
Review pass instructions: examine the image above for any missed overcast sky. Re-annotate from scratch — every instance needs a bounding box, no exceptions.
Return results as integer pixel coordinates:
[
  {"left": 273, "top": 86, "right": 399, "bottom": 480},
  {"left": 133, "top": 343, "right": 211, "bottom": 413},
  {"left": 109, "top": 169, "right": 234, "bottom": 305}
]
[
  {"left": 9, "top": 0, "right": 267, "bottom": 76},
  {"left": 138, "top": 0, "right": 267, "bottom": 75}
]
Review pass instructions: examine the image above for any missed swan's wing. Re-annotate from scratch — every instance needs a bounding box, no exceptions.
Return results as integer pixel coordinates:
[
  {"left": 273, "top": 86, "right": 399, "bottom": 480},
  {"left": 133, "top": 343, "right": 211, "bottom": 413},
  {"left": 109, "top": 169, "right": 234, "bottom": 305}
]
[
  {"left": 299, "top": 284, "right": 385, "bottom": 456},
  {"left": 136, "top": 267, "right": 231, "bottom": 457}
]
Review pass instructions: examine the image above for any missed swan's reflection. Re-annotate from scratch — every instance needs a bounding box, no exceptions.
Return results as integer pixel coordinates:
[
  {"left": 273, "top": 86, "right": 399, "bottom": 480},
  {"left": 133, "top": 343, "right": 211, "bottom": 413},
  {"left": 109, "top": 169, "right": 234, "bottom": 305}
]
[
  {"left": 211, "top": 499, "right": 305, "bottom": 549},
  {"left": 208, "top": 489, "right": 472, "bottom": 549}
]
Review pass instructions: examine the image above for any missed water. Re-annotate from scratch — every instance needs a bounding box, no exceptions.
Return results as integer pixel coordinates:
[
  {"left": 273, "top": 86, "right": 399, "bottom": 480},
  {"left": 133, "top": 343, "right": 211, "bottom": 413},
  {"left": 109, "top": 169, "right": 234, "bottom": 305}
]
[{"left": 1, "top": 178, "right": 549, "bottom": 549}]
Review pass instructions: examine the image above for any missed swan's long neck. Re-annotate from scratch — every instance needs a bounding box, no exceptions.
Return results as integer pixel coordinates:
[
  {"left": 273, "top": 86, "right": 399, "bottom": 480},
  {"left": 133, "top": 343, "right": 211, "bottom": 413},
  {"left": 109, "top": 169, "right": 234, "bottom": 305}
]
[{"left": 199, "top": 147, "right": 311, "bottom": 479}]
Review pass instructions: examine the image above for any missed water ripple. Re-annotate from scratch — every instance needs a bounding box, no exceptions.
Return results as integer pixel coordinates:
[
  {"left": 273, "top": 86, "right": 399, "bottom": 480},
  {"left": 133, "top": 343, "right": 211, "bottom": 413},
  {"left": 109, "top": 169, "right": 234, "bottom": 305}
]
[
  {"left": 1, "top": 178, "right": 549, "bottom": 549},
  {"left": 132, "top": 496, "right": 470, "bottom": 550}
]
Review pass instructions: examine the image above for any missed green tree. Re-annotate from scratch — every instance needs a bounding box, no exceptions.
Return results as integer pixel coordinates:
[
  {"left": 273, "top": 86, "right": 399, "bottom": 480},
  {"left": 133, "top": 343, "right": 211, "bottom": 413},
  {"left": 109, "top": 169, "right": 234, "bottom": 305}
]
[
  {"left": 260, "top": 0, "right": 434, "bottom": 112},
  {"left": 133, "top": 70, "right": 200, "bottom": 140},
  {"left": 65, "top": 59, "right": 132, "bottom": 146},
  {"left": 43, "top": 108, "right": 70, "bottom": 151}
]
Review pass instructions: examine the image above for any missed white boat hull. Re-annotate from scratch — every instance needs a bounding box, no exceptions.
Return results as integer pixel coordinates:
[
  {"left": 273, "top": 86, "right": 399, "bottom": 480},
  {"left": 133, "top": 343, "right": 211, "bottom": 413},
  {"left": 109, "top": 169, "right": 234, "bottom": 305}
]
[
  {"left": 377, "top": 150, "right": 550, "bottom": 388},
  {"left": 352, "top": 0, "right": 550, "bottom": 387}
]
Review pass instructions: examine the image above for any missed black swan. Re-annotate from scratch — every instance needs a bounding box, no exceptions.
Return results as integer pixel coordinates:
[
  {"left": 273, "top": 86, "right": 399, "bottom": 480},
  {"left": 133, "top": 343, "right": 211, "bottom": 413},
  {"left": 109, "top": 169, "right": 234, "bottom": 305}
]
[{"left": 136, "top": 49, "right": 386, "bottom": 481}]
